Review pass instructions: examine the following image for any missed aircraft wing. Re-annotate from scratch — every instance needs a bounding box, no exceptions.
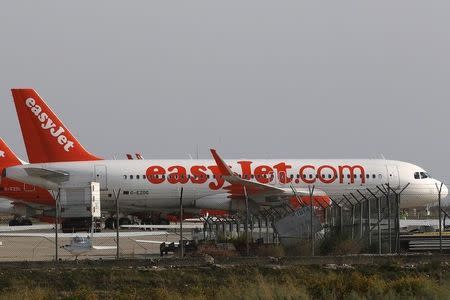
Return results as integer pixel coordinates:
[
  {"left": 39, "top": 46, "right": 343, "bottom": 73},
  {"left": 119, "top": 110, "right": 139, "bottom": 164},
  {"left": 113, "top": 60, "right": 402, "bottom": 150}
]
[
  {"left": 92, "top": 246, "right": 117, "bottom": 250},
  {"left": 136, "top": 240, "right": 179, "bottom": 245},
  {"left": 0, "top": 225, "right": 54, "bottom": 232},
  {"left": 210, "top": 149, "right": 327, "bottom": 204}
]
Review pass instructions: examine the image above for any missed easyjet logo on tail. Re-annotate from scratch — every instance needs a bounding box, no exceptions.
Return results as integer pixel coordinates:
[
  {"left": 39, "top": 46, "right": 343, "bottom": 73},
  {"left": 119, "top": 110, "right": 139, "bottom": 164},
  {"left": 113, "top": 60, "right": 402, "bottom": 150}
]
[{"left": 25, "top": 98, "right": 74, "bottom": 152}]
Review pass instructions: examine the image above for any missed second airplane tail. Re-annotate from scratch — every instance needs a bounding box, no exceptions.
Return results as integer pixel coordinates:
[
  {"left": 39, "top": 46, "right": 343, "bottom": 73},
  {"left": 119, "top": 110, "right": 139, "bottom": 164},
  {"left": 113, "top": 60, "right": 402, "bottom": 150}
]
[
  {"left": 11, "top": 89, "right": 102, "bottom": 163},
  {"left": 0, "top": 138, "right": 22, "bottom": 179}
]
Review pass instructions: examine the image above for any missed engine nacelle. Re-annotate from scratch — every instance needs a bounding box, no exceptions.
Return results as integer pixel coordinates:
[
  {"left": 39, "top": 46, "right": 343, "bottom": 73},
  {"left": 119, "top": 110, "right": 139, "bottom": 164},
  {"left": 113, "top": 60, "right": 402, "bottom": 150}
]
[
  {"left": 0, "top": 199, "right": 36, "bottom": 217},
  {"left": 0, "top": 199, "right": 15, "bottom": 215},
  {"left": 194, "top": 194, "right": 259, "bottom": 213}
]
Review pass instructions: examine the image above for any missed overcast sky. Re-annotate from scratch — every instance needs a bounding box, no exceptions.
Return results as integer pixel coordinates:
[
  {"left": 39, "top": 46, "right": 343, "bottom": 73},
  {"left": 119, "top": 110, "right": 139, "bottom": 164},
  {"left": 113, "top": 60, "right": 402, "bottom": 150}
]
[{"left": 0, "top": 1, "right": 449, "bottom": 183}]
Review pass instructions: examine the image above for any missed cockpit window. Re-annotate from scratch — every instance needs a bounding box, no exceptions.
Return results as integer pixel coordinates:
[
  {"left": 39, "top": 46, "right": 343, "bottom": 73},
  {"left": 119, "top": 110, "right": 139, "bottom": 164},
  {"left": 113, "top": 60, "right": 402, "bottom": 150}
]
[
  {"left": 420, "top": 172, "right": 430, "bottom": 179},
  {"left": 415, "top": 171, "right": 431, "bottom": 179}
]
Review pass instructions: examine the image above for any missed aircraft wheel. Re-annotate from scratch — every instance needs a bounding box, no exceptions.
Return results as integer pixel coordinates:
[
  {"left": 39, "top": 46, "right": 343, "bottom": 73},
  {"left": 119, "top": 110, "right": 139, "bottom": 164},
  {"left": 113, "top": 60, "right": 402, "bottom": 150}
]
[
  {"left": 104, "top": 217, "right": 115, "bottom": 229},
  {"left": 21, "top": 219, "right": 32, "bottom": 226},
  {"left": 119, "top": 217, "right": 131, "bottom": 226},
  {"left": 8, "top": 219, "right": 17, "bottom": 226}
]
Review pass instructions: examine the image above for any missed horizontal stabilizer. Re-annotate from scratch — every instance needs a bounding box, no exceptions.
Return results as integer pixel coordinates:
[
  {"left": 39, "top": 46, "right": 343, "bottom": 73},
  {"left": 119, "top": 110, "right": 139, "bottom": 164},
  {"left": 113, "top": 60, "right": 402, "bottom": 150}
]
[{"left": 24, "top": 167, "right": 70, "bottom": 183}]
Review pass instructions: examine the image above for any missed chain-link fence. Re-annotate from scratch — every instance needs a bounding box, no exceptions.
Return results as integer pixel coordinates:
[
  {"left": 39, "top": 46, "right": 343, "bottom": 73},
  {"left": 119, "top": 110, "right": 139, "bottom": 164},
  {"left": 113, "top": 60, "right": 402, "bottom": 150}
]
[{"left": 0, "top": 182, "right": 449, "bottom": 261}]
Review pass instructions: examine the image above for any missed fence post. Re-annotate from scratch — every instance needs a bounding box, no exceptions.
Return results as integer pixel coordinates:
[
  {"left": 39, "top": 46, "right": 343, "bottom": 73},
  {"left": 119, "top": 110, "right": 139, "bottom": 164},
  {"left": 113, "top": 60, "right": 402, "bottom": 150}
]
[{"left": 113, "top": 188, "right": 121, "bottom": 260}]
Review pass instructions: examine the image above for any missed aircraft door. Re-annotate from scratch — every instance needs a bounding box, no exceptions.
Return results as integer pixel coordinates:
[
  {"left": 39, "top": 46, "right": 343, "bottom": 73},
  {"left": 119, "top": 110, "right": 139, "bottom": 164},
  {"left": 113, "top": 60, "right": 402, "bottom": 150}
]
[
  {"left": 24, "top": 184, "right": 35, "bottom": 192},
  {"left": 94, "top": 165, "right": 107, "bottom": 190},
  {"left": 386, "top": 165, "right": 400, "bottom": 189}
]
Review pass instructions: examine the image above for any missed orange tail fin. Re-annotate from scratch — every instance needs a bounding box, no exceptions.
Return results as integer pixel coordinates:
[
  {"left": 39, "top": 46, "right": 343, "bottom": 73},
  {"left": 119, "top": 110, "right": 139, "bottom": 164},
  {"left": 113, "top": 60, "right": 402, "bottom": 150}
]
[
  {"left": 0, "top": 138, "right": 22, "bottom": 169},
  {"left": 11, "top": 89, "right": 102, "bottom": 163}
]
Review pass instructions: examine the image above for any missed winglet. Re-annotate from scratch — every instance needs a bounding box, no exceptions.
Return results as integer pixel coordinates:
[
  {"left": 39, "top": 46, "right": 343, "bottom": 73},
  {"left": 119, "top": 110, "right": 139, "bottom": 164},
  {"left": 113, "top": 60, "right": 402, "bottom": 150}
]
[{"left": 210, "top": 149, "right": 234, "bottom": 177}]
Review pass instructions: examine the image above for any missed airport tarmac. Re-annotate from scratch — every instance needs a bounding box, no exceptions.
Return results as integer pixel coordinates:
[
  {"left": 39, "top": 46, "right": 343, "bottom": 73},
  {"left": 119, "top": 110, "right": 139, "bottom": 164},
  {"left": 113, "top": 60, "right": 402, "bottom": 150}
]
[{"left": 0, "top": 228, "right": 185, "bottom": 261}]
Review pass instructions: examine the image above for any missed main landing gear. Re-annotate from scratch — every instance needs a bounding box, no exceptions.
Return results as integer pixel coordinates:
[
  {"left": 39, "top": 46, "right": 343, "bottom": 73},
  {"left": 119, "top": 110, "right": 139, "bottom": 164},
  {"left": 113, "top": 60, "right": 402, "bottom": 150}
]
[{"left": 8, "top": 216, "right": 32, "bottom": 226}]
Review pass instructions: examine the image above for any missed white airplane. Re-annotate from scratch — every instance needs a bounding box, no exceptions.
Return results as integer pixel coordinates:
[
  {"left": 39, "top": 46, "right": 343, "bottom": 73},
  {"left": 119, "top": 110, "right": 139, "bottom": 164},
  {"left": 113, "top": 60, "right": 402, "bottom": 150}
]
[
  {"left": 59, "top": 229, "right": 169, "bottom": 258},
  {"left": 2, "top": 89, "right": 447, "bottom": 218}
]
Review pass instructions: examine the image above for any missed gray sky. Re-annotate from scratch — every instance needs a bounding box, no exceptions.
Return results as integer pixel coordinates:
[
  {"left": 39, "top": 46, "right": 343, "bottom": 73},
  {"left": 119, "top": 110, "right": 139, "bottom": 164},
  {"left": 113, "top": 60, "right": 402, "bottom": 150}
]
[{"left": 0, "top": 1, "right": 449, "bottom": 183}]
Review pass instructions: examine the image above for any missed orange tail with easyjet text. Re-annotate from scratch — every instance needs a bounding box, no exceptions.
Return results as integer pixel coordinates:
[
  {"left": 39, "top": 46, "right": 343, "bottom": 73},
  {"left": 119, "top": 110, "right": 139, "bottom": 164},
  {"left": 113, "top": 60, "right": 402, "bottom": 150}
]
[{"left": 11, "top": 89, "right": 102, "bottom": 163}]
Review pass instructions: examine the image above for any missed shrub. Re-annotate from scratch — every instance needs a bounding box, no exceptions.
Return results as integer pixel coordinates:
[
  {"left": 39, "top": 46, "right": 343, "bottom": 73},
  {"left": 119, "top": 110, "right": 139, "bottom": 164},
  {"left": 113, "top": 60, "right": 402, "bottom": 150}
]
[{"left": 318, "top": 232, "right": 362, "bottom": 256}]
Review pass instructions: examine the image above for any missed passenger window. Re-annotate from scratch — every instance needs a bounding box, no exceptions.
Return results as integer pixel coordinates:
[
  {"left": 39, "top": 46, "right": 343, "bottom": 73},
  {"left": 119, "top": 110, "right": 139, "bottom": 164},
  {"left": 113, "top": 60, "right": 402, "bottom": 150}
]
[
  {"left": 123, "top": 175, "right": 127, "bottom": 180},
  {"left": 372, "top": 174, "right": 376, "bottom": 179},
  {"left": 130, "top": 175, "right": 133, "bottom": 179},
  {"left": 136, "top": 175, "right": 140, "bottom": 179},
  {"left": 143, "top": 175, "right": 146, "bottom": 179},
  {"left": 366, "top": 174, "right": 370, "bottom": 179}
]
